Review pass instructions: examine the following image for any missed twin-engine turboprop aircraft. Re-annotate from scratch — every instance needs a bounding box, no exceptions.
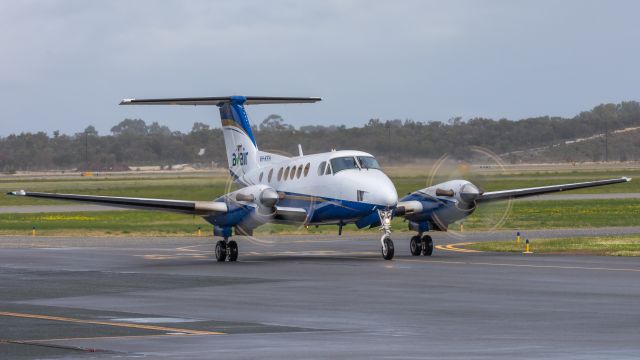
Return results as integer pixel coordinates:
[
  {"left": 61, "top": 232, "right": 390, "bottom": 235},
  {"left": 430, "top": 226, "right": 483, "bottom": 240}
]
[{"left": 8, "top": 96, "right": 632, "bottom": 261}]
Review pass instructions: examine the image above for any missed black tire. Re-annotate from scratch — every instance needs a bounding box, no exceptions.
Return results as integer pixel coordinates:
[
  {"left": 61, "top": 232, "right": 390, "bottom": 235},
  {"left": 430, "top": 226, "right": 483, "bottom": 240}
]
[
  {"left": 422, "top": 235, "right": 433, "bottom": 256},
  {"left": 215, "top": 240, "right": 227, "bottom": 262},
  {"left": 228, "top": 240, "right": 238, "bottom": 262},
  {"left": 381, "top": 236, "right": 395, "bottom": 260},
  {"left": 410, "top": 235, "right": 422, "bottom": 256}
]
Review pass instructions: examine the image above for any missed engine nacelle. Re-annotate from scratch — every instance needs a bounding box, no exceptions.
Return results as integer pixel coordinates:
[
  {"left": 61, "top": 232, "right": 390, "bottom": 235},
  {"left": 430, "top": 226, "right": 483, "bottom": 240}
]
[
  {"left": 399, "top": 179, "right": 482, "bottom": 230},
  {"left": 230, "top": 184, "right": 280, "bottom": 214}
]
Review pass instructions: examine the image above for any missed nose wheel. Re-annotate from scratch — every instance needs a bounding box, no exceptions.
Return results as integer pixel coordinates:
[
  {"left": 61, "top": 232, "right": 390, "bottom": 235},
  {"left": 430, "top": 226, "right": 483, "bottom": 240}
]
[{"left": 381, "top": 234, "right": 395, "bottom": 260}]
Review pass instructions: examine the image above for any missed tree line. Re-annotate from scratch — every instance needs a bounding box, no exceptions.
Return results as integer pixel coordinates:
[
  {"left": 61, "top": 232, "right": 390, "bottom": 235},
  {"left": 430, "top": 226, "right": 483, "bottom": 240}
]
[{"left": 1, "top": 101, "right": 639, "bottom": 172}]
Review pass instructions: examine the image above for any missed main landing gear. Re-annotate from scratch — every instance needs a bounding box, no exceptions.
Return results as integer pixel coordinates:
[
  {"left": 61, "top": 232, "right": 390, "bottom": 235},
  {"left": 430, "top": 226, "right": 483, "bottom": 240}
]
[
  {"left": 215, "top": 239, "right": 238, "bottom": 262},
  {"left": 410, "top": 234, "right": 433, "bottom": 256}
]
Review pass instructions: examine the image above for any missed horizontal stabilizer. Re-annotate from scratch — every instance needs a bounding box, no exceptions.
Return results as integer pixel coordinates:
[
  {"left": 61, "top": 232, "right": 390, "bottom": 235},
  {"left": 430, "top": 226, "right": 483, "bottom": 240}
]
[{"left": 120, "top": 96, "right": 321, "bottom": 106}]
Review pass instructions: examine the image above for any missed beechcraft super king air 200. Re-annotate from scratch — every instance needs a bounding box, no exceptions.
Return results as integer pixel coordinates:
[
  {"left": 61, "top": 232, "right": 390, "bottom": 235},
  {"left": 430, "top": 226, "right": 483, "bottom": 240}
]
[{"left": 8, "top": 96, "right": 632, "bottom": 261}]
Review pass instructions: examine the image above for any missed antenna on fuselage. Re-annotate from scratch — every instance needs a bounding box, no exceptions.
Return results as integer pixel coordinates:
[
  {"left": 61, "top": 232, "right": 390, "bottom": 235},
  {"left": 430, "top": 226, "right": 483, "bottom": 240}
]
[{"left": 298, "top": 144, "right": 304, "bottom": 157}]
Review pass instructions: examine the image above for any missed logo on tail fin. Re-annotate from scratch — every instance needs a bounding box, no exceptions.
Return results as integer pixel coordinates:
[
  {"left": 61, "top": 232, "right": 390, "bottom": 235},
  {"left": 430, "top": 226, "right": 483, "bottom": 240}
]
[{"left": 232, "top": 145, "right": 249, "bottom": 167}]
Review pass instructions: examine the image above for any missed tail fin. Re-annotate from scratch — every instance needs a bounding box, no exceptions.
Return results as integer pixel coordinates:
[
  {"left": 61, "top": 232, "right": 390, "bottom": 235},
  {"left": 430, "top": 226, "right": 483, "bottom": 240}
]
[
  {"left": 120, "top": 95, "right": 321, "bottom": 183},
  {"left": 219, "top": 97, "right": 258, "bottom": 180}
]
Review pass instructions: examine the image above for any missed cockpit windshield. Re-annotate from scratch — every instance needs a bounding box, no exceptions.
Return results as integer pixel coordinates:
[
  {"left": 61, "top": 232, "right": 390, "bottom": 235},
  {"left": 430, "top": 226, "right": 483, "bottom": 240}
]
[
  {"left": 357, "top": 156, "right": 381, "bottom": 170},
  {"left": 329, "top": 156, "right": 382, "bottom": 174},
  {"left": 330, "top": 157, "right": 359, "bottom": 173}
]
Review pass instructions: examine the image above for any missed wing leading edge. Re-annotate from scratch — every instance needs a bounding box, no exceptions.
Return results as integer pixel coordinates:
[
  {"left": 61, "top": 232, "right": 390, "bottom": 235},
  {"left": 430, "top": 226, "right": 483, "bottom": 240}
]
[
  {"left": 476, "top": 177, "right": 632, "bottom": 203},
  {"left": 6, "top": 191, "right": 228, "bottom": 215}
]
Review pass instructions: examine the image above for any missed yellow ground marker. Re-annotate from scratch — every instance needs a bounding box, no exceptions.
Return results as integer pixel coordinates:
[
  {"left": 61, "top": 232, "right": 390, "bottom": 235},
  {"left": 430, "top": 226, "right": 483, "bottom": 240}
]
[
  {"left": 523, "top": 238, "right": 533, "bottom": 254},
  {"left": 516, "top": 231, "right": 521, "bottom": 244},
  {"left": 0, "top": 311, "right": 225, "bottom": 335}
]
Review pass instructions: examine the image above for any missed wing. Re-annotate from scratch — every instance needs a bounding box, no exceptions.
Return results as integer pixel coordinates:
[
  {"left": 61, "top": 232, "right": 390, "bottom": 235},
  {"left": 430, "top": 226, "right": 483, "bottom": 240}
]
[
  {"left": 476, "top": 177, "right": 631, "bottom": 203},
  {"left": 6, "top": 190, "right": 227, "bottom": 215}
]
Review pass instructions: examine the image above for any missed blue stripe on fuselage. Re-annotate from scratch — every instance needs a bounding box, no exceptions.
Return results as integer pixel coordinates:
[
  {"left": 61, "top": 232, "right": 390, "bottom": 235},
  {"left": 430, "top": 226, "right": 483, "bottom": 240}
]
[
  {"left": 202, "top": 191, "right": 387, "bottom": 227},
  {"left": 278, "top": 191, "right": 384, "bottom": 224}
]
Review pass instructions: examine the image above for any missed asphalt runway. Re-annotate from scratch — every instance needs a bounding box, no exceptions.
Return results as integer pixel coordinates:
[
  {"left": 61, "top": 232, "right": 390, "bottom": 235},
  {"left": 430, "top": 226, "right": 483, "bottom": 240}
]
[{"left": 1, "top": 231, "right": 640, "bottom": 359}]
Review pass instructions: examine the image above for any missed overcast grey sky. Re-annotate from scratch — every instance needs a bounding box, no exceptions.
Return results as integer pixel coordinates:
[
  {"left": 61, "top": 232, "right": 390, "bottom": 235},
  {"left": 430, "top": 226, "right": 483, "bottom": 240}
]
[{"left": 0, "top": 0, "right": 638, "bottom": 136}]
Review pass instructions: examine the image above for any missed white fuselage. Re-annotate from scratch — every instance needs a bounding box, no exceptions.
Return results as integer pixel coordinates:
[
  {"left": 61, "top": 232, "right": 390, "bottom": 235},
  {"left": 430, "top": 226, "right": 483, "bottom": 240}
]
[{"left": 231, "top": 150, "right": 398, "bottom": 225}]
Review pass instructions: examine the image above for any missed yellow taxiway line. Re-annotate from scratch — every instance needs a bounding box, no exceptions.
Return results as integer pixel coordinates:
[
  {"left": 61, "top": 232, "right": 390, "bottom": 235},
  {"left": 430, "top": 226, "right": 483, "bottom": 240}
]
[
  {"left": 0, "top": 312, "right": 225, "bottom": 336},
  {"left": 435, "top": 242, "right": 482, "bottom": 253}
]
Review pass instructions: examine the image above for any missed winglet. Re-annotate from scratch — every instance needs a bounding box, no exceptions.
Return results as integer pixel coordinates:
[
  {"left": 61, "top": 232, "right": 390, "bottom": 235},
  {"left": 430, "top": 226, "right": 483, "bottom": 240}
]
[{"left": 7, "top": 190, "right": 26, "bottom": 196}]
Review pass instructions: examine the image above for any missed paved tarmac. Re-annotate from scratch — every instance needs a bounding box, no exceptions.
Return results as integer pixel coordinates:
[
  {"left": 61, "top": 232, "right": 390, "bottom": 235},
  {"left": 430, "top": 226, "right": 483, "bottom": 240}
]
[{"left": 1, "top": 230, "right": 640, "bottom": 359}]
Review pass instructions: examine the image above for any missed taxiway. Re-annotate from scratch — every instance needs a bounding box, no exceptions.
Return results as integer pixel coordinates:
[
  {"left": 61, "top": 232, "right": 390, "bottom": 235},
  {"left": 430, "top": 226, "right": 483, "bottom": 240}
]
[{"left": 1, "top": 231, "right": 639, "bottom": 359}]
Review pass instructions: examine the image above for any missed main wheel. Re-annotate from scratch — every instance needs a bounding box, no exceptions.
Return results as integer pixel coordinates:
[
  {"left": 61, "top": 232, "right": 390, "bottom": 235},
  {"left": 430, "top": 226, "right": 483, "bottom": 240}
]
[
  {"left": 410, "top": 235, "right": 422, "bottom": 256},
  {"left": 381, "top": 235, "right": 395, "bottom": 260},
  {"left": 215, "top": 240, "right": 227, "bottom": 262},
  {"left": 421, "top": 235, "right": 433, "bottom": 256},
  {"left": 227, "top": 240, "right": 238, "bottom": 262}
]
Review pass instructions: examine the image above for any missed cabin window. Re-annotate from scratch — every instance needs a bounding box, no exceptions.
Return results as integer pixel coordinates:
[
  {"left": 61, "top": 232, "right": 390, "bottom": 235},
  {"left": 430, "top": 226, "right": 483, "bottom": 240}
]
[
  {"left": 318, "top": 161, "right": 326, "bottom": 176},
  {"left": 268, "top": 168, "right": 273, "bottom": 182},
  {"left": 277, "top": 167, "right": 283, "bottom": 181},
  {"left": 290, "top": 166, "right": 297, "bottom": 180},
  {"left": 259, "top": 172, "right": 263, "bottom": 182},
  {"left": 330, "top": 156, "right": 359, "bottom": 174},
  {"left": 296, "top": 165, "right": 303, "bottom": 178},
  {"left": 324, "top": 162, "right": 333, "bottom": 175},
  {"left": 284, "top": 166, "right": 290, "bottom": 180},
  {"left": 356, "top": 156, "right": 381, "bottom": 170},
  {"left": 303, "top": 163, "right": 310, "bottom": 177}
]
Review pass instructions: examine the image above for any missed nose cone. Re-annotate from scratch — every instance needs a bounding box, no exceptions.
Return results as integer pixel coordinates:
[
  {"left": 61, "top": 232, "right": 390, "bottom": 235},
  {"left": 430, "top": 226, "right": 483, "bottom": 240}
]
[{"left": 372, "top": 174, "right": 398, "bottom": 207}]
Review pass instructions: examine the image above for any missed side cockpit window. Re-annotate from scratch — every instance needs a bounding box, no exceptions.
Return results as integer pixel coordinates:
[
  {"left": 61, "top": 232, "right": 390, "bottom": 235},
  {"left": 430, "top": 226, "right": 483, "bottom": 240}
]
[
  {"left": 325, "top": 162, "right": 333, "bottom": 175},
  {"left": 318, "top": 161, "right": 326, "bottom": 176}
]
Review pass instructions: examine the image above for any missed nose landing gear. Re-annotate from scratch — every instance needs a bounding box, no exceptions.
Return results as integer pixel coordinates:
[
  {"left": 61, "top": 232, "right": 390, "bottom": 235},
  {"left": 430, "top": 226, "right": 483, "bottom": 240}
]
[{"left": 378, "top": 209, "right": 395, "bottom": 260}]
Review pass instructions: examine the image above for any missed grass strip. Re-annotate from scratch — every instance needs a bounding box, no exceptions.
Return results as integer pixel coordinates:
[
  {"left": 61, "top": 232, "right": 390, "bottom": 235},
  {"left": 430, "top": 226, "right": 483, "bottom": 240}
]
[{"left": 464, "top": 235, "right": 640, "bottom": 256}]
